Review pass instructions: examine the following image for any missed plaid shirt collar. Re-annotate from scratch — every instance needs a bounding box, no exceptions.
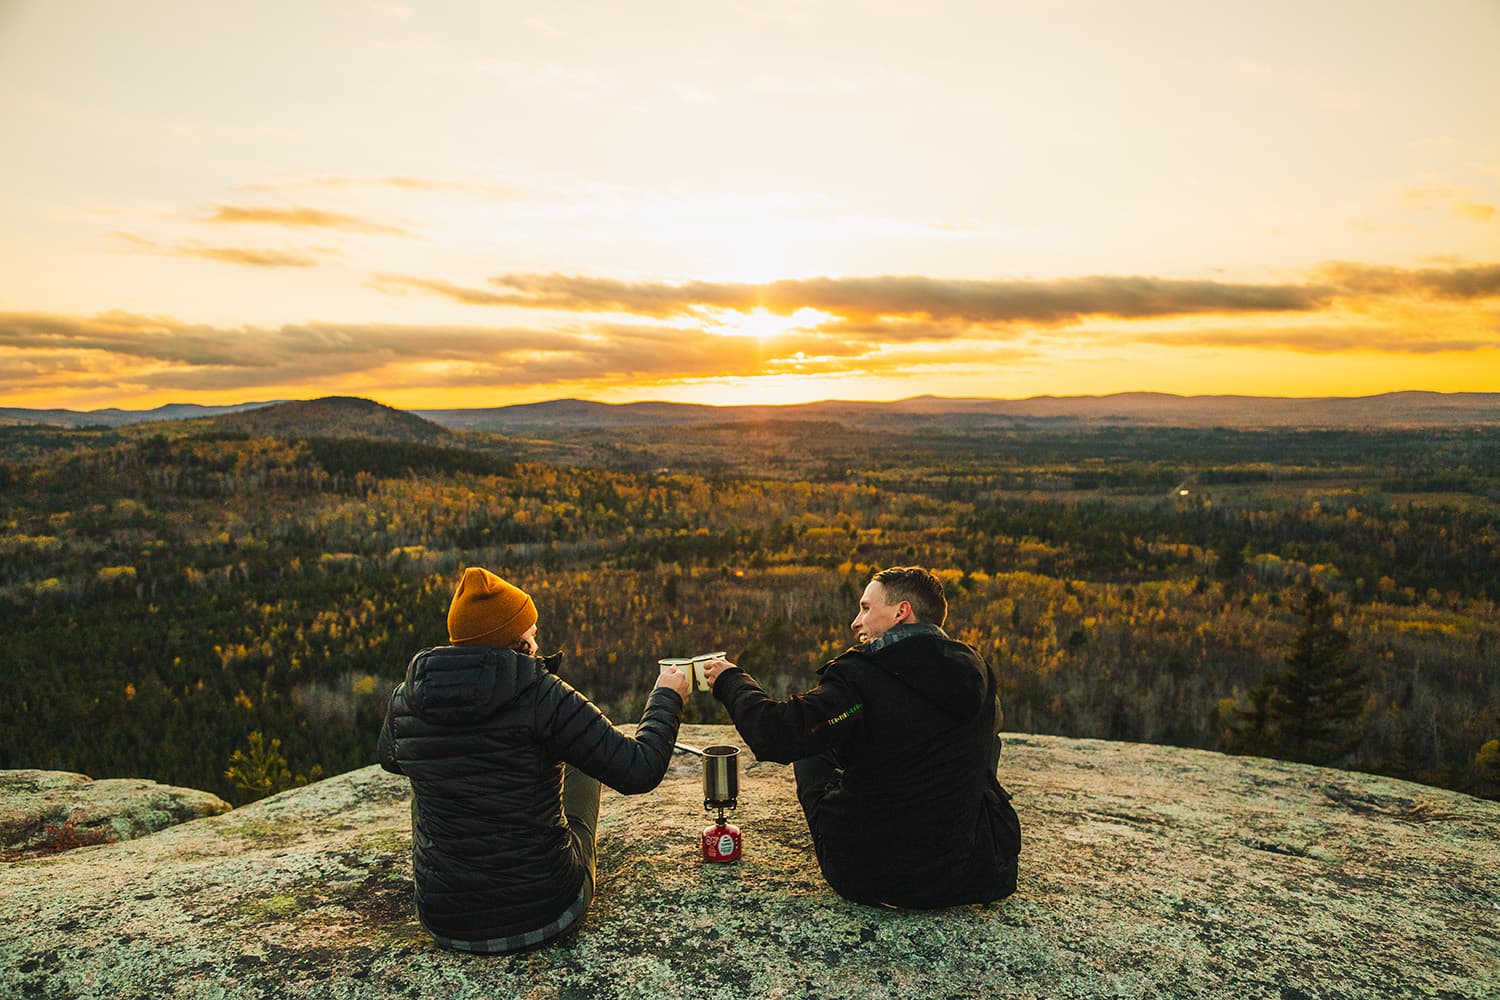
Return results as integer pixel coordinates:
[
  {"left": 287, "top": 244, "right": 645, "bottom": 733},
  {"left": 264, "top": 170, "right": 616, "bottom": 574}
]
[{"left": 857, "top": 622, "right": 949, "bottom": 655}]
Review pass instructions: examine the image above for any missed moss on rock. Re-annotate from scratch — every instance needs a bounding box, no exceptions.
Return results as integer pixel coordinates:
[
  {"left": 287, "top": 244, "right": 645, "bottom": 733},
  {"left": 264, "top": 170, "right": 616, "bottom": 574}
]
[
  {"left": 0, "top": 769, "right": 230, "bottom": 856},
  {"left": 2, "top": 725, "right": 1497, "bottom": 998}
]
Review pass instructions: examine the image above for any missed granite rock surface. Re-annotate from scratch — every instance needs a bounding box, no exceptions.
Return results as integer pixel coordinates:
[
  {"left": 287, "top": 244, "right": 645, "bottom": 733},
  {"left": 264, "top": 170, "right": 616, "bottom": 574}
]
[
  {"left": 0, "top": 769, "right": 230, "bottom": 856},
  {"left": 2, "top": 724, "right": 1497, "bottom": 999}
]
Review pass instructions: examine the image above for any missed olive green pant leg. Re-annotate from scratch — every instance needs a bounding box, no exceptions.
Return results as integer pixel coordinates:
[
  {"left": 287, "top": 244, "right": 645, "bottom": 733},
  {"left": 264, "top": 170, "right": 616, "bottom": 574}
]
[{"left": 561, "top": 765, "right": 601, "bottom": 904}]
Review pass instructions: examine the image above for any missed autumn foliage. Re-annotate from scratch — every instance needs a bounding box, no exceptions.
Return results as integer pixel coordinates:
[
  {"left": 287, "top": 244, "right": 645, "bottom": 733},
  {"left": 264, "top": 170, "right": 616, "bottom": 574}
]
[{"left": 0, "top": 418, "right": 1495, "bottom": 801}]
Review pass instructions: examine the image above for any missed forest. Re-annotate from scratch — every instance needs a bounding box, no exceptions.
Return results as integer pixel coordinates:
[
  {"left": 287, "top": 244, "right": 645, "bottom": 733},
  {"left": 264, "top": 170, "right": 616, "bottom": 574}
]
[{"left": 1, "top": 405, "right": 1496, "bottom": 804}]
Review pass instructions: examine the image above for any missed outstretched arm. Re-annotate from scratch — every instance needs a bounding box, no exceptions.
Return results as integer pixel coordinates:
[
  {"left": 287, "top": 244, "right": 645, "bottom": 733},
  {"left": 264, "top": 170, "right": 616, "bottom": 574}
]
[
  {"left": 534, "top": 673, "right": 686, "bottom": 794},
  {"left": 706, "top": 660, "right": 864, "bottom": 764}
]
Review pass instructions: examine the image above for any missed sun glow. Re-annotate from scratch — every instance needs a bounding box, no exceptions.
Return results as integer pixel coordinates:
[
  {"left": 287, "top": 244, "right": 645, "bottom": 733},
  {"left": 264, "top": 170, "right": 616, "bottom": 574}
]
[{"left": 700, "top": 305, "right": 834, "bottom": 340}]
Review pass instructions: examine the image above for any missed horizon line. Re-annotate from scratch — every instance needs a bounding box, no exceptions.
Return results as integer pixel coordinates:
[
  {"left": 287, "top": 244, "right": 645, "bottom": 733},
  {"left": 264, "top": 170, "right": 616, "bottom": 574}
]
[{"left": 5, "top": 387, "right": 1500, "bottom": 417}]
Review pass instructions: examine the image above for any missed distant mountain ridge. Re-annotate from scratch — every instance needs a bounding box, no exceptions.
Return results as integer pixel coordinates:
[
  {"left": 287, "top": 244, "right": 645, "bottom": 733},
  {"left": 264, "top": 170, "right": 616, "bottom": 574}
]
[
  {"left": 3, "top": 391, "right": 1497, "bottom": 431},
  {"left": 417, "top": 391, "right": 1500, "bottom": 430},
  {"left": 0, "top": 400, "right": 282, "bottom": 428}
]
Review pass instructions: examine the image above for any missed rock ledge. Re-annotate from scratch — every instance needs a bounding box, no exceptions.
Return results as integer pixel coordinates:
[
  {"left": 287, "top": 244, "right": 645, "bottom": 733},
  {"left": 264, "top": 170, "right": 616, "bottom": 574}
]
[
  {"left": 2, "top": 726, "right": 1497, "bottom": 999},
  {"left": 0, "top": 769, "right": 230, "bottom": 857}
]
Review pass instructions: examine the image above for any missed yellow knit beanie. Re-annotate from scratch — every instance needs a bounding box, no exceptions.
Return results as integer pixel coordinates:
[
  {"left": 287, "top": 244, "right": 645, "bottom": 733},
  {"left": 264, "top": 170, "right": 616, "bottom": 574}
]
[{"left": 447, "top": 567, "right": 537, "bottom": 647}]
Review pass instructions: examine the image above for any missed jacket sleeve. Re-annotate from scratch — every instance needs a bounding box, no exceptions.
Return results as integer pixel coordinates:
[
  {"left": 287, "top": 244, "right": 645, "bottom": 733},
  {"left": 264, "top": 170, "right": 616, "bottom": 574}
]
[
  {"left": 377, "top": 684, "right": 404, "bottom": 775},
  {"left": 711, "top": 665, "right": 865, "bottom": 764},
  {"left": 533, "top": 676, "right": 684, "bottom": 794}
]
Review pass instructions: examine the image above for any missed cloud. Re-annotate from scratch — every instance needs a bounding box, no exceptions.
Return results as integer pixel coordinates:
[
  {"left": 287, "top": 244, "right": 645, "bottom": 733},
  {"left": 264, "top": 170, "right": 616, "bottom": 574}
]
[
  {"left": 239, "top": 176, "right": 527, "bottom": 199},
  {"left": 0, "top": 311, "right": 274, "bottom": 368},
  {"left": 783, "top": 317, "right": 976, "bottom": 346},
  {"left": 6, "top": 260, "right": 1498, "bottom": 401},
  {"left": 111, "top": 231, "right": 322, "bottom": 269},
  {"left": 760, "top": 275, "right": 1328, "bottom": 323},
  {"left": 0, "top": 307, "right": 966, "bottom": 399},
  {"left": 375, "top": 271, "right": 1332, "bottom": 325},
  {"left": 1400, "top": 185, "right": 1499, "bottom": 226},
  {"left": 204, "top": 204, "right": 412, "bottom": 236},
  {"left": 1455, "top": 201, "right": 1497, "bottom": 222},
  {"left": 179, "top": 246, "right": 319, "bottom": 268},
  {"left": 108, "top": 231, "right": 158, "bottom": 248},
  {"left": 1313, "top": 261, "right": 1500, "bottom": 300},
  {"left": 365, "top": 264, "right": 1500, "bottom": 366},
  {"left": 0, "top": 310, "right": 782, "bottom": 395},
  {"left": 1132, "top": 324, "right": 1498, "bottom": 355},
  {"left": 371, "top": 274, "right": 518, "bottom": 306}
]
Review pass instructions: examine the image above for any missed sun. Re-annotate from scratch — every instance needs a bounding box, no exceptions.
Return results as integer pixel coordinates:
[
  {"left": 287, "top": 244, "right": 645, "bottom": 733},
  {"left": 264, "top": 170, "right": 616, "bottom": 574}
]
[
  {"left": 702, "top": 306, "right": 833, "bottom": 340},
  {"left": 726, "top": 307, "right": 791, "bottom": 340}
]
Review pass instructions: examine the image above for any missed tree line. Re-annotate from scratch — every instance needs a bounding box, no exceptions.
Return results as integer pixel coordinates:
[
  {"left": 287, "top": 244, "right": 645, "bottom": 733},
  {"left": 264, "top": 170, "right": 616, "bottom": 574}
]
[{"left": 0, "top": 421, "right": 1496, "bottom": 803}]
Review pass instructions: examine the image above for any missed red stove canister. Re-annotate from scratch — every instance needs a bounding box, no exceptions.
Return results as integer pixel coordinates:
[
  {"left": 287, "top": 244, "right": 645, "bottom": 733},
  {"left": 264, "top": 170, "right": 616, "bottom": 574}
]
[{"left": 701, "top": 820, "right": 742, "bottom": 863}]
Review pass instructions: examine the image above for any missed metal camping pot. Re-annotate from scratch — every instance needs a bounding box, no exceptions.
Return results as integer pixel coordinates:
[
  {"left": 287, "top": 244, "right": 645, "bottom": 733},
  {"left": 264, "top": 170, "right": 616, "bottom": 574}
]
[{"left": 702, "top": 744, "right": 739, "bottom": 810}]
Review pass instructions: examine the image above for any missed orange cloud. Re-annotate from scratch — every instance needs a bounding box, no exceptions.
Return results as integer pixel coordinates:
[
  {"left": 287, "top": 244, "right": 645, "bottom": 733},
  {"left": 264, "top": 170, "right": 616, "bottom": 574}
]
[
  {"left": 1455, "top": 201, "right": 1496, "bottom": 222},
  {"left": 1132, "top": 324, "right": 1498, "bottom": 355},
  {"left": 377, "top": 271, "right": 1332, "bottom": 324},
  {"left": 108, "top": 231, "right": 158, "bottom": 248},
  {"left": 240, "top": 176, "right": 527, "bottom": 199},
  {"left": 0, "top": 311, "right": 780, "bottom": 394},
  {"left": 179, "top": 246, "right": 319, "bottom": 268},
  {"left": 362, "top": 263, "right": 1500, "bottom": 366},
  {"left": 204, "top": 205, "right": 411, "bottom": 236},
  {"left": 112, "top": 231, "right": 322, "bottom": 269},
  {"left": 5, "top": 259, "right": 1497, "bottom": 404},
  {"left": 371, "top": 275, "right": 517, "bottom": 306},
  {"left": 1400, "top": 186, "right": 1499, "bottom": 226}
]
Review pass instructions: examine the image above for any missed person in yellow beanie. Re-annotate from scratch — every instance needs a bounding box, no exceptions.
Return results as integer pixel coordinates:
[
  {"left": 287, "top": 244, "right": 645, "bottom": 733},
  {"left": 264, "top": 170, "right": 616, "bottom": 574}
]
[
  {"left": 379, "top": 566, "right": 690, "bottom": 954},
  {"left": 446, "top": 566, "right": 539, "bottom": 650}
]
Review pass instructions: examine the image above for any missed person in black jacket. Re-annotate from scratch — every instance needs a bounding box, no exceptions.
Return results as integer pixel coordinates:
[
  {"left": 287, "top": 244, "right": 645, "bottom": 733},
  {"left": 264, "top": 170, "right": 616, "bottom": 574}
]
[
  {"left": 702, "top": 565, "right": 1021, "bottom": 908},
  {"left": 379, "top": 566, "right": 688, "bottom": 953}
]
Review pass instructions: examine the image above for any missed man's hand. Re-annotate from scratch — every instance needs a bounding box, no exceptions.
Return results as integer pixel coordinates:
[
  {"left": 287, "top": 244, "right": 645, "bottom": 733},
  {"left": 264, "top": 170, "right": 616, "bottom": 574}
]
[
  {"left": 655, "top": 663, "right": 691, "bottom": 700},
  {"left": 701, "top": 657, "right": 737, "bottom": 689}
]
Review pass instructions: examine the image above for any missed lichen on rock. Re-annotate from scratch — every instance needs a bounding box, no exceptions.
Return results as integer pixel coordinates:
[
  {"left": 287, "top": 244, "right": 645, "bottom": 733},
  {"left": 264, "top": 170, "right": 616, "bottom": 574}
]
[
  {"left": 2, "top": 725, "right": 1497, "bottom": 999},
  {"left": 0, "top": 769, "right": 230, "bottom": 856}
]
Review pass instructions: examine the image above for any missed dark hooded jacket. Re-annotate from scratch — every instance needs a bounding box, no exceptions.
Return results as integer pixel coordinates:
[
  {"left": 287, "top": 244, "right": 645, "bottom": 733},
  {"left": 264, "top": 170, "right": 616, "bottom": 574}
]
[
  {"left": 378, "top": 645, "right": 683, "bottom": 944},
  {"left": 713, "top": 625, "right": 1020, "bottom": 908}
]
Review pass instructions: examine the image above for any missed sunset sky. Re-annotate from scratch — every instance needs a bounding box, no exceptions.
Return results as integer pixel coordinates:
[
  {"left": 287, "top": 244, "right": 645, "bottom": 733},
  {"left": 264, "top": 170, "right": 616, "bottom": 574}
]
[{"left": 2, "top": 1, "right": 1498, "bottom": 411}]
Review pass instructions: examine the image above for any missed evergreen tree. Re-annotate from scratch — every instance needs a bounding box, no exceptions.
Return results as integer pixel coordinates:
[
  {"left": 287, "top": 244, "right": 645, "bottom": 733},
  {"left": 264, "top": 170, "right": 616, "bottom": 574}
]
[
  {"left": 1474, "top": 739, "right": 1500, "bottom": 799},
  {"left": 1229, "top": 584, "right": 1367, "bottom": 765},
  {"left": 225, "top": 731, "right": 323, "bottom": 804}
]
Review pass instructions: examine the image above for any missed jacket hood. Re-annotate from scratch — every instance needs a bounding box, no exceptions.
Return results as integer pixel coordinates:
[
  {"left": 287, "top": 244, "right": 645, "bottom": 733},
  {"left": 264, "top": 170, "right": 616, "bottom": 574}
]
[
  {"left": 842, "top": 634, "right": 988, "bottom": 721},
  {"left": 402, "top": 645, "right": 558, "bottom": 725}
]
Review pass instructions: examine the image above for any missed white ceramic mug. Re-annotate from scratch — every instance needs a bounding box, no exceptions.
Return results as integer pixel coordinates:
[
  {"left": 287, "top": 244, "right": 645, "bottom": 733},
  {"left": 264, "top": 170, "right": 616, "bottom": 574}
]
[
  {"left": 658, "top": 658, "right": 695, "bottom": 691},
  {"left": 691, "top": 651, "right": 726, "bottom": 693}
]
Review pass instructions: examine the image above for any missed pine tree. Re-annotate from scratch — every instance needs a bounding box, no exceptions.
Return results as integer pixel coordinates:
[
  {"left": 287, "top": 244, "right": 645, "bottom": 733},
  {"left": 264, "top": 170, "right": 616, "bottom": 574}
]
[
  {"left": 225, "top": 731, "right": 324, "bottom": 804},
  {"left": 1474, "top": 739, "right": 1500, "bottom": 799},
  {"left": 1229, "top": 584, "right": 1367, "bottom": 765}
]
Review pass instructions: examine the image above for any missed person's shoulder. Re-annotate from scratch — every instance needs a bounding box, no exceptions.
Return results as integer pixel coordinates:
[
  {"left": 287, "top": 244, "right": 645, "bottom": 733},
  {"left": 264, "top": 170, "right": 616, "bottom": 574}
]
[
  {"left": 936, "top": 634, "right": 983, "bottom": 656},
  {"left": 413, "top": 643, "right": 487, "bottom": 664},
  {"left": 867, "top": 631, "right": 986, "bottom": 670},
  {"left": 820, "top": 646, "right": 869, "bottom": 674},
  {"left": 930, "top": 634, "right": 988, "bottom": 668},
  {"left": 407, "top": 643, "right": 497, "bottom": 676},
  {"left": 413, "top": 644, "right": 551, "bottom": 698}
]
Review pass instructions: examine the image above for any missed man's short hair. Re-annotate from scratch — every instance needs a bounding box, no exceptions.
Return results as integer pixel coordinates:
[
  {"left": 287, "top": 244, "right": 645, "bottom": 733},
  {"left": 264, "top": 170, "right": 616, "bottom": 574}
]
[{"left": 873, "top": 566, "right": 947, "bottom": 627}]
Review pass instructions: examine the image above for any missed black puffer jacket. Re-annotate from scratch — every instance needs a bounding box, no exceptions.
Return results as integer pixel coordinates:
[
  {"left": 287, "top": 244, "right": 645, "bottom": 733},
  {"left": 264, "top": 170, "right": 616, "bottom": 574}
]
[
  {"left": 714, "top": 628, "right": 1021, "bottom": 908},
  {"left": 378, "top": 645, "right": 683, "bottom": 942}
]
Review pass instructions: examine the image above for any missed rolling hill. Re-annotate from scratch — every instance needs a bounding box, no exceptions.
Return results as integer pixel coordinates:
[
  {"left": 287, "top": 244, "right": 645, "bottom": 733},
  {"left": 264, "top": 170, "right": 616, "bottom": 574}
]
[
  {"left": 199, "top": 396, "right": 451, "bottom": 442},
  {"left": 3, "top": 391, "right": 1497, "bottom": 433},
  {"left": 416, "top": 391, "right": 1500, "bottom": 432},
  {"left": 0, "top": 400, "right": 281, "bottom": 428}
]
